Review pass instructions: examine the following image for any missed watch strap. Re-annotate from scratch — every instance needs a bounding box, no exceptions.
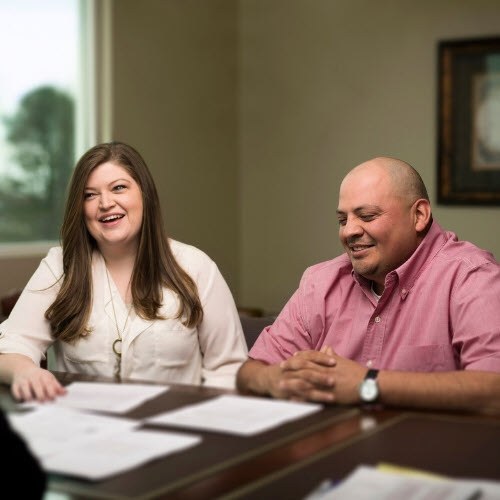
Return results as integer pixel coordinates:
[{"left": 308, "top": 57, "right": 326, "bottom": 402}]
[{"left": 365, "top": 368, "right": 379, "bottom": 380}]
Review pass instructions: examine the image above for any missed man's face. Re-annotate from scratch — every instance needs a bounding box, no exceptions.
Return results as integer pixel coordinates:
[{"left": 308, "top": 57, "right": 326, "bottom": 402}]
[{"left": 336, "top": 163, "right": 419, "bottom": 292}]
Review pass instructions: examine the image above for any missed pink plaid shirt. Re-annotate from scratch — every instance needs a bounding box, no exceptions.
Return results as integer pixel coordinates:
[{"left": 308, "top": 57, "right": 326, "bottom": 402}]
[{"left": 249, "top": 221, "right": 500, "bottom": 372}]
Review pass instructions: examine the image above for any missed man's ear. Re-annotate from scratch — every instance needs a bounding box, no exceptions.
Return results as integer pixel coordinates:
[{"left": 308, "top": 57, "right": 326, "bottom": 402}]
[{"left": 413, "top": 199, "right": 432, "bottom": 232}]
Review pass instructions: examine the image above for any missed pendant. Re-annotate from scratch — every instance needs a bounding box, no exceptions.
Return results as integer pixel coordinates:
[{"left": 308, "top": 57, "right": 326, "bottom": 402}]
[
  {"left": 114, "top": 360, "right": 121, "bottom": 380},
  {"left": 112, "top": 338, "right": 122, "bottom": 356}
]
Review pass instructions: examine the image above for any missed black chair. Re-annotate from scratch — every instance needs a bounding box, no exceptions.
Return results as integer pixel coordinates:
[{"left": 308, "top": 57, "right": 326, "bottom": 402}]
[
  {"left": 0, "top": 289, "right": 22, "bottom": 322},
  {"left": 239, "top": 315, "right": 275, "bottom": 350}
]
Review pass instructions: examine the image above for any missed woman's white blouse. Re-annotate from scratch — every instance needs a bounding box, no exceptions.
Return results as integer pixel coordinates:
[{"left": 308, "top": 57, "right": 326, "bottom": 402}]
[{"left": 0, "top": 240, "right": 248, "bottom": 389}]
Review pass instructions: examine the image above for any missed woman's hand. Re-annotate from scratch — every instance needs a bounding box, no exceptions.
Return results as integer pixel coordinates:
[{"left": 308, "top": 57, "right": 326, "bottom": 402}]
[{"left": 11, "top": 365, "right": 66, "bottom": 402}]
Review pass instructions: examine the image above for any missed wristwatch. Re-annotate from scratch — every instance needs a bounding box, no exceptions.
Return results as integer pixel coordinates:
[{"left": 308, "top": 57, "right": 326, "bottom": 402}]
[{"left": 359, "top": 368, "right": 380, "bottom": 403}]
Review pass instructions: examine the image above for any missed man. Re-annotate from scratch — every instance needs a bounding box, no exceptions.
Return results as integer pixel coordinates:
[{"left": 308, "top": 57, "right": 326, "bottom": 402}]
[{"left": 236, "top": 157, "right": 500, "bottom": 414}]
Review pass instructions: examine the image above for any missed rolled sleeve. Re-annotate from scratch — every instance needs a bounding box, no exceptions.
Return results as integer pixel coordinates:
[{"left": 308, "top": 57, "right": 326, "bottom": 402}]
[
  {"left": 197, "top": 261, "right": 248, "bottom": 388},
  {"left": 174, "top": 241, "right": 248, "bottom": 389},
  {"left": 451, "top": 262, "right": 500, "bottom": 372}
]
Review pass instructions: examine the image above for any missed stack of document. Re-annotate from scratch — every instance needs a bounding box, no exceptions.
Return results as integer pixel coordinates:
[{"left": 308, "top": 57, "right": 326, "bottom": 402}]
[
  {"left": 9, "top": 405, "right": 200, "bottom": 480},
  {"left": 9, "top": 383, "right": 322, "bottom": 480},
  {"left": 304, "top": 464, "right": 500, "bottom": 500},
  {"left": 10, "top": 382, "right": 200, "bottom": 480}
]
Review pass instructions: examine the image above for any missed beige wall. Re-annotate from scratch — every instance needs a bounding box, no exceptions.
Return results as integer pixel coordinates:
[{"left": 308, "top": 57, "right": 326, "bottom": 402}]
[
  {"left": 111, "top": 0, "right": 240, "bottom": 294},
  {"left": 1, "top": 0, "right": 500, "bottom": 317},
  {"left": 239, "top": 0, "right": 500, "bottom": 313}
]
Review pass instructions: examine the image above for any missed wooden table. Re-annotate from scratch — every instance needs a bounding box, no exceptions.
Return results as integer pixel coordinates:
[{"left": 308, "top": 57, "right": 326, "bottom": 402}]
[{"left": 1, "top": 372, "right": 499, "bottom": 499}]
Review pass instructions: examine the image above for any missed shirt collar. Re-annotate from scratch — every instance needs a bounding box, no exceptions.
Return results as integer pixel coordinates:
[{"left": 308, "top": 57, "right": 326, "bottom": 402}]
[
  {"left": 352, "top": 220, "right": 449, "bottom": 297},
  {"left": 393, "top": 220, "right": 448, "bottom": 294}
]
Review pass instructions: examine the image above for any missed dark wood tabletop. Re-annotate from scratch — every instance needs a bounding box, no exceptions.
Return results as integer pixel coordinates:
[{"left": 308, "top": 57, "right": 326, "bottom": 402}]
[{"left": 1, "top": 372, "right": 499, "bottom": 500}]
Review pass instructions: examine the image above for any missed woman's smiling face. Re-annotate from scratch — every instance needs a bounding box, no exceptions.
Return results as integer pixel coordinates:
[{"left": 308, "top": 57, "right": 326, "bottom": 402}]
[{"left": 83, "top": 161, "right": 143, "bottom": 253}]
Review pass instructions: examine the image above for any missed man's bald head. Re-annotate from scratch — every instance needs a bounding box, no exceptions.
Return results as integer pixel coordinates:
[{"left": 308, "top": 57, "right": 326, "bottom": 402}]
[{"left": 345, "top": 156, "right": 429, "bottom": 204}]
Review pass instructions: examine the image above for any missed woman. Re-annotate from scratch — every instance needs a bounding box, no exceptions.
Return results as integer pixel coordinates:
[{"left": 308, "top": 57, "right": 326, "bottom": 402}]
[{"left": 0, "top": 142, "right": 247, "bottom": 401}]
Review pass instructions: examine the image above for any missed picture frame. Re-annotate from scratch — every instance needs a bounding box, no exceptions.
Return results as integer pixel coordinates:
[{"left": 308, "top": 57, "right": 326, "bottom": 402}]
[{"left": 437, "top": 37, "right": 500, "bottom": 205}]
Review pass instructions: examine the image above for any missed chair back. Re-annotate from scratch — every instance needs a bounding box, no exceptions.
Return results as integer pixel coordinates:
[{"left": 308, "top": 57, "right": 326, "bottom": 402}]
[
  {"left": 1, "top": 289, "right": 22, "bottom": 321},
  {"left": 239, "top": 315, "right": 275, "bottom": 350}
]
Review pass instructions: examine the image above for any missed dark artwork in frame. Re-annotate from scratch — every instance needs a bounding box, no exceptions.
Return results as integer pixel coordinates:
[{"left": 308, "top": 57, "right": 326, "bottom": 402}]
[{"left": 437, "top": 36, "right": 500, "bottom": 205}]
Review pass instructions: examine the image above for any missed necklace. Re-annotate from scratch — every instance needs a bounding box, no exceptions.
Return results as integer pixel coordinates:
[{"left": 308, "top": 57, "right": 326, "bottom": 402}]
[{"left": 105, "top": 267, "right": 133, "bottom": 378}]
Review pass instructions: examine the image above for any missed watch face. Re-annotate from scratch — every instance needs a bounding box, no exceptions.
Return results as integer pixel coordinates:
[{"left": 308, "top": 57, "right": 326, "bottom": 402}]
[{"left": 360, "top": 378, "right": 378, "bottom": 402}]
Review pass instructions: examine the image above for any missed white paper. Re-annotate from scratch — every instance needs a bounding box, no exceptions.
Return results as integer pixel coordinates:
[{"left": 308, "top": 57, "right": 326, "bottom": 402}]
[
  {"left": 8, "top": 406, "right": 140, "bottom": 459},
  {"left": 22, "top": 381, "right": 169, "bottom": 414},
  {"left": 459, "top": 478, "right": 500, "bottom": 500},
  {"left": 42, "top": 428, "right": 201, "bottom": 480},
  {"left": 145, "top": 394, "right": 322, "bottom": 436},
  {"left": 9, "top": 406, "right": 201, "bottom": 481},
  {"left": 307, "top": 465, "right": 486, "bottom": 500}
]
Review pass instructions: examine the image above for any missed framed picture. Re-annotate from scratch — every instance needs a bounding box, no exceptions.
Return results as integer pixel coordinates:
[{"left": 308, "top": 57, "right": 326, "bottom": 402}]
[{"left": 438, "top": 37, "right": 500, "bottom": 205}]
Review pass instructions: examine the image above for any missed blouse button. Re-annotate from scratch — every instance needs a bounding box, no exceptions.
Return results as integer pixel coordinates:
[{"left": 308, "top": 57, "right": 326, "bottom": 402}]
[{"left": 374, "top": 316, "right": 381, "bottom": 323}]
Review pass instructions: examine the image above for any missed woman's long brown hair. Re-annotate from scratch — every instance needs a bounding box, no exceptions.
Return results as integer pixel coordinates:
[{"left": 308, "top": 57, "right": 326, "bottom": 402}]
[{"left": 45, "top": 142, "right": 203, "bottom": 342}]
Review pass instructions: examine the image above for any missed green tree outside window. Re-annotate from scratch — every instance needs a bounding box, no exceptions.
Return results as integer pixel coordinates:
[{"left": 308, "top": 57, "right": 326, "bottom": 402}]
[{"left": 1, "top": 86, "right": 74, "bottom": 242}]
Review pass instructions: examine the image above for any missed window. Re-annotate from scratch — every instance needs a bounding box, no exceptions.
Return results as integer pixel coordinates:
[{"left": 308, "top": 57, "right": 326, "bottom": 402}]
[{"left": 0, "top": 0, "right": 96, "bottom": 245}]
